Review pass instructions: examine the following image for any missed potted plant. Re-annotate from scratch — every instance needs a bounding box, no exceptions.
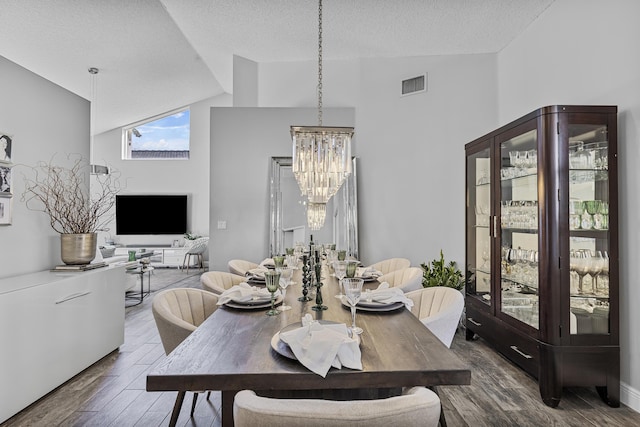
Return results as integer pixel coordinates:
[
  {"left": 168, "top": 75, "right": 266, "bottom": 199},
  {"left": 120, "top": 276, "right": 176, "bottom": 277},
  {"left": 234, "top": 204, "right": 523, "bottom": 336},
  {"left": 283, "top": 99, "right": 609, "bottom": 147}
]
[
  {"left": 421, "top": 250, "right": 464, "bottom": 291},
  {"left": 21, "top": 154, "right": 121, "bottom": 265}
]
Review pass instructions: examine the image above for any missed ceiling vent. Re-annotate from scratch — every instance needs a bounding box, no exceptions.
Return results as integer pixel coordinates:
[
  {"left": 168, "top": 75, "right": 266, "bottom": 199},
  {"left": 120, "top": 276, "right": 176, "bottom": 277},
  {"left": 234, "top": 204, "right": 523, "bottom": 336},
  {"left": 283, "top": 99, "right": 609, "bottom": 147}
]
[{"left": 401, "top": 74, "right": 427, "bottom": 96}]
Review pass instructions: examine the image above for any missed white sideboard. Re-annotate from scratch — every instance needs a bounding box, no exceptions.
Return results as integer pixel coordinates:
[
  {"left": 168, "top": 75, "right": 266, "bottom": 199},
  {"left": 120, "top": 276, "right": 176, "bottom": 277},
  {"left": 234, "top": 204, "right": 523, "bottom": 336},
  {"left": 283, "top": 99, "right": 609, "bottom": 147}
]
[
  {"left": 113, "top": 246, "right": 194, "bottom": 268},
  {"left": 0, "top": 266, "right": 126, "bottom": 423}
]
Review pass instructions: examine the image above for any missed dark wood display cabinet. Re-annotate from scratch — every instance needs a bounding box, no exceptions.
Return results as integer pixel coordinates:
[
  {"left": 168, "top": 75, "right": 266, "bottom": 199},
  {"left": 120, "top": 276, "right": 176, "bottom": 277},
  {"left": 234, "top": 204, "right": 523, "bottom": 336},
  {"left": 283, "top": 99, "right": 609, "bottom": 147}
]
[{"left": 465, "top": 105, "right": 619, "bottom": 408}]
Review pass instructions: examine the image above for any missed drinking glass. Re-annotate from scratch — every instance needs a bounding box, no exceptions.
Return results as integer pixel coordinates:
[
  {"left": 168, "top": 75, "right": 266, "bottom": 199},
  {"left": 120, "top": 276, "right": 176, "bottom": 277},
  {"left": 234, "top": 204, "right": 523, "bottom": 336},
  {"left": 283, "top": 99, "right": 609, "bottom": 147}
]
[
  {"left": 273, "top": 255, "right": 285, "bottom": 268},
  {"left": 264, "top": 271, "right": 281, "bottom": 316},
  {"left": 337, "top": 250, "right": 346, "bottom": 261},
  {"left": 276, "top": 267, "right": 293, "bottom": 311},
  {"left": 285, "top": 254, "right": 298, "bottom": 270},
  {"left": 343, "top": 278, "right": 364, "bottom": 335},
  {"left": 588, "top": 251, "right": 604, "bottom": 294},
  {"left": 346, "top": 261, "right": 358, "bottom": 278},
  {"left": 285, "top": 247, "right": 294, "bottom": 255},
  {"left": 570, "top": 250, "right": 591, "bottom": 294},
  {"left": 333, "top": 261, "right": 347, "bottom": 298}
]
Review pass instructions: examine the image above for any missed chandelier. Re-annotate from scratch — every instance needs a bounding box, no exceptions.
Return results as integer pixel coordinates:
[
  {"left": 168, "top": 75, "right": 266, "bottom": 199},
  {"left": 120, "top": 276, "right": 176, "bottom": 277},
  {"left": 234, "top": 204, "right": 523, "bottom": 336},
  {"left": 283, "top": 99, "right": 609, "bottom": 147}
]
[{"left": 291, "top": 0, "right": 354, "bottom": 230}]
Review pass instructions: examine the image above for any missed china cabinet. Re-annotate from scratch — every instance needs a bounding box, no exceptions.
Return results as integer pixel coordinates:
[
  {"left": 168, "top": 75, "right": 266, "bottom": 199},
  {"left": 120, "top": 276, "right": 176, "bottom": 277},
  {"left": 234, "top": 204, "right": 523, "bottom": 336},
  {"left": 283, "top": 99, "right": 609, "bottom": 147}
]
[{"left": 465, "top": 105, "right": 618, "bottom": 408}]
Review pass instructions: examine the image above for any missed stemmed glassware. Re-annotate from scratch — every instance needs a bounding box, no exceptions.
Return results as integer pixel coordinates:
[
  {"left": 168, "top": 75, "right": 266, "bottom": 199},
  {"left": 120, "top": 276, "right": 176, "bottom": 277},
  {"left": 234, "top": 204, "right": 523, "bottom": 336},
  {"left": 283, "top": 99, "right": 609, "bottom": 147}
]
[
  {"left": 346, "top": 261, "right": 358, "bottom": 279},
  {"left": 343, "top": 278, "right": 364, "bottom": 335},
  {"left": 570, "top": 250, "right": 591, "bottom": 294},
  {"left": 333, "top": 261, "right": 347, "bottom": 298},
  {"left": 588, "top": 251, "right": 604, "bottom": 294},
  {"left": 276, "top": 267, "right": 293, "bottom": 311},
  {"left": 273, "top": 255, "right": 285, "bottom": 268},
  {"left": 264, "top": 270, "right": 281, "bottom": 316}
]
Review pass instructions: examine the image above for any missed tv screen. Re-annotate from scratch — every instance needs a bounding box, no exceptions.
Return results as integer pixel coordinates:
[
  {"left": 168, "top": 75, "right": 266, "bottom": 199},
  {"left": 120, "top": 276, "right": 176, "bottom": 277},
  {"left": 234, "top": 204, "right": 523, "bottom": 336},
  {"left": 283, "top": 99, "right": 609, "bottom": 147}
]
[{"left": 116, "top": 195, "right": 188, "bottom": 235}]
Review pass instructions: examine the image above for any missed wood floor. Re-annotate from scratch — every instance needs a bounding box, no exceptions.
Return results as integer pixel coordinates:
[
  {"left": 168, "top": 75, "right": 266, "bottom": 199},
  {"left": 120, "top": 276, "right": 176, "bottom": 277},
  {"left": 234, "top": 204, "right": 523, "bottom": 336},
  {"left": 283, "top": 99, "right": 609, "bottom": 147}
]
[{"left": 4, "top": 268, "right": 640, "bottom": 427}]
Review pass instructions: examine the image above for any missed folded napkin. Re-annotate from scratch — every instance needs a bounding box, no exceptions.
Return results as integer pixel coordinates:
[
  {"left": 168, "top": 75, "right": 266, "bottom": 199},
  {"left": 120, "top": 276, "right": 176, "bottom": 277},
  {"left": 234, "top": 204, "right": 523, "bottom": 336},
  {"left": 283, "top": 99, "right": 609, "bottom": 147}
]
[
  {"left": 260, "top": 258, "right": 275, "bottom": 268},
  {"left": 247, "top": 266, "right": 270, "bottom": 279},
  {"left": 217, "top": 282, "right": 277, "bottom": 305},
  {"left": 364, "top": 282, "right": 414, "bottom": 309},
  {"left": 356, "top": 266, "right": 383, "bottom": 278},
  {"left": 279, "top": 314, "right": 362, "bottom": 377}
]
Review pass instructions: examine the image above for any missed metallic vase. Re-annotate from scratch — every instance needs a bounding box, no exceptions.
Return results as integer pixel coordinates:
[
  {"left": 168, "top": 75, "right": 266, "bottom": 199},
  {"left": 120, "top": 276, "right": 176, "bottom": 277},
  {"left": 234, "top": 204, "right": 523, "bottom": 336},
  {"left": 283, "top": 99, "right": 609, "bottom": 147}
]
[{"left": 61, "top": 233, "right": 97, "bottom": 265}]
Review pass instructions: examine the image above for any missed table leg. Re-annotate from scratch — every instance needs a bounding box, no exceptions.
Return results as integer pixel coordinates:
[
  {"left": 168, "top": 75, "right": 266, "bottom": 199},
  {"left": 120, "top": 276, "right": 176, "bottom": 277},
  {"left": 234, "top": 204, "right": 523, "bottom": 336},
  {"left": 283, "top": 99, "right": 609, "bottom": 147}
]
[
  {"left": 169, "top": 391, "right": 186, "bottom": 427},
  {"left": 221, "top": 390, "right": 239, "bottom": 427}
]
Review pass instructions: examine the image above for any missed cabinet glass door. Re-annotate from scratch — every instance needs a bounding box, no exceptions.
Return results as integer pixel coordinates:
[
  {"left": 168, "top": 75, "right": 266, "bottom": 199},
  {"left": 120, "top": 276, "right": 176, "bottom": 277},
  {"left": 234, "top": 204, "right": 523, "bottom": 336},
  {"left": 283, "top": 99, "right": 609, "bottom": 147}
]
[
  {"left": 568, "top": 123, "right": 610, "bottom": 335},
  {"left": 499, "top": 128, "right": 539, "bottom": 329},
  {"left": 466, "top": 146, "right": 491, "bottom": 304}
]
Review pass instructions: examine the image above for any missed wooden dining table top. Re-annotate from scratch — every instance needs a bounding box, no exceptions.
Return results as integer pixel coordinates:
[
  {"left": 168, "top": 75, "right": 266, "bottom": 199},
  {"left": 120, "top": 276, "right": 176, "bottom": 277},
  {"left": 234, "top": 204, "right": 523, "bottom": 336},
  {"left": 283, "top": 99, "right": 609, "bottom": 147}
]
[{"left": 146, "top": 265, "right": 471, "bottom": 425}]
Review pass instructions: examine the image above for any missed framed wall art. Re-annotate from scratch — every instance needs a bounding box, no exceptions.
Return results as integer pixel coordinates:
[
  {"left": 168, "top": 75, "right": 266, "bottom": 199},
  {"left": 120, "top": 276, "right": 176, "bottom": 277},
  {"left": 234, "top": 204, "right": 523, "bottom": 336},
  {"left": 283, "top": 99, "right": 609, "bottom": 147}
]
[
  {"left": 0, "top": 133, "right": 12, "bottom": 164},
  {"left": 0, "top": 165, "right": 11, "bottom": 195},
  {"left": 0, "top": 195, "right": 12, "bottom": 225}
]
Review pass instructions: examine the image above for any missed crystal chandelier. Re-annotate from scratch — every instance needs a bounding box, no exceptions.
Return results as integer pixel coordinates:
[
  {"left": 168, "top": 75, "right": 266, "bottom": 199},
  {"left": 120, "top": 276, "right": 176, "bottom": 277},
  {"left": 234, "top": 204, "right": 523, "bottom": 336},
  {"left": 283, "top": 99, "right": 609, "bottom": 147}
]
[{"left": 291, "top": 0, "right": 354, "bottom": 230}]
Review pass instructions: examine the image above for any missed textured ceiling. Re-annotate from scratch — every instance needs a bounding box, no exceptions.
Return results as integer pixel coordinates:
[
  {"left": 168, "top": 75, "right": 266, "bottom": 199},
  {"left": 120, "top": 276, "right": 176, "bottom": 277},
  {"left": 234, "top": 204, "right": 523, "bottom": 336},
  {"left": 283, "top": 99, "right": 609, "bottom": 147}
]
[{"left": 0, "top": 0, "right": 555, "bottom": 134}]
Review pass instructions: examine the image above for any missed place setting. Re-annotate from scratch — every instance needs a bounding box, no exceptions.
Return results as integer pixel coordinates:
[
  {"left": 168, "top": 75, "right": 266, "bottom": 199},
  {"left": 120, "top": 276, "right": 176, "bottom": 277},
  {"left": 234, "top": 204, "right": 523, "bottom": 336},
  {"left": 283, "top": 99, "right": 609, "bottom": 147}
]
[
  {"left": 355, "top": 266, "right": 383, "bottom": 282},
  {"left": 217, "top": 281, "right": 282, "bottom": 310},
  {"left": 340, "top": 280, "right": 413, "bottom": 313},
  {"left": 270, "top": 313, "right": 362, "bottom": 377}
]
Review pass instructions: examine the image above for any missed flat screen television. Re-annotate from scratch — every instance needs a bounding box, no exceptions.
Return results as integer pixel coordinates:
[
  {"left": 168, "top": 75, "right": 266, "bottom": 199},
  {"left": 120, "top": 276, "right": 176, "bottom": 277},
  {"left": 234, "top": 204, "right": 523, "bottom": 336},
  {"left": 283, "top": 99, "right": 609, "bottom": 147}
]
[{"left": 116, "top": 194, "right": 188, "bottom": 235}]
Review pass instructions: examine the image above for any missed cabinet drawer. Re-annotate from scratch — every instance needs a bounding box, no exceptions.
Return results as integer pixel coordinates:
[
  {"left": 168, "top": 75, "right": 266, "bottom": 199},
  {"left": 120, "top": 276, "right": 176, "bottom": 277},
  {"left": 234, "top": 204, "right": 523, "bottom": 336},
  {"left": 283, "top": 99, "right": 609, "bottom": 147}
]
[
  {"left": 499, "top": 327, "right": 540, "bottom": 378},
  {"left": 465, "top": 305, "right": 492, "bottom": 335}
]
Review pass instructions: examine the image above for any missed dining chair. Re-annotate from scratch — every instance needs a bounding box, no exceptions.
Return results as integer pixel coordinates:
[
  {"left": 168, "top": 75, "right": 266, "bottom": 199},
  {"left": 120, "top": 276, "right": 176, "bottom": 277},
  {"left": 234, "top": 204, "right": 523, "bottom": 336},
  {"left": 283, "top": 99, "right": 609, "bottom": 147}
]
[
  {"left": 151, "top": 288, "right": 218, "bottom": 422},
  {"left": 201, "top": 270, "right": 246, "bottom": 294},
  {"left": 233, "top": 387, "right": 441, "bottom": 427},
  {"left": 376, "top": 267, "right": 424, "bottom": 293},
  {"left": 405, "top": 286, "right": 465, "bottom": 348},
  {"left": 182, "top": 237, "right": 209, "bottom": 273},
  {"left": 367, "top": 257, "right": 411, "bottom": 275},
  {"left": 228, "top": 259, "right": 259, "bottom": 276}
]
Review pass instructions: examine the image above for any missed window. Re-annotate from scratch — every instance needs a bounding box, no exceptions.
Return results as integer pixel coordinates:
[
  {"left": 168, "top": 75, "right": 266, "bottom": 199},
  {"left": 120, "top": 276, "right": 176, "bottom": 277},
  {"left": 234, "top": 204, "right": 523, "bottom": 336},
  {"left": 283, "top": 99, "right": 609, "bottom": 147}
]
[{"left": 123, "top": 108, "right": 190, "bottom": 159}]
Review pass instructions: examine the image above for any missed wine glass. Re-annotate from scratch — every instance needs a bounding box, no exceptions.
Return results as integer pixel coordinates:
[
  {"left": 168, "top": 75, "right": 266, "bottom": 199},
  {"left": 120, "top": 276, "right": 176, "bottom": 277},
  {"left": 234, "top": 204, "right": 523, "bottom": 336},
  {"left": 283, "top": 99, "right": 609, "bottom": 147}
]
[
  {"left": 343, "top": 278, "right": 364, "bottom": 335},
  {"left": 333, "top": 260, "right": 347, "bottom": 298},
  {"left": 264, "top": 271, "right": 281, "bottom": 316},
  {"left": 346, "top": 261, "right": 358, "bottom": 279},
  {"left": 273, "top": 255, "right": 285, "bottom": 268},
  {"left": 588, "top": 251, "right": 604, "bottom": 294},
  {"left": 570, "top": 250, "right": 591, "bottom": 294},
  {"left": 276, "top": 267, "right": 293, "bottom": 311},
  {"left": 285, "top": 254, "right": 298, "bottom": 270}
]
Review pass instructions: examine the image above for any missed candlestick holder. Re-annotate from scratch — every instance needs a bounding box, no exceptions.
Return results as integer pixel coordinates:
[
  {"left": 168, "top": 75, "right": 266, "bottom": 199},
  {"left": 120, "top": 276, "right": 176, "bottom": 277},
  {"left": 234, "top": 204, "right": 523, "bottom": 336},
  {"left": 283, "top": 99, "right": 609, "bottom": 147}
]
[
  {"left": 312, "top": 262, "right": 327, "bottom": 311},
  {"left": 298, "top": 254, "right": 312, "bottom": 302}
]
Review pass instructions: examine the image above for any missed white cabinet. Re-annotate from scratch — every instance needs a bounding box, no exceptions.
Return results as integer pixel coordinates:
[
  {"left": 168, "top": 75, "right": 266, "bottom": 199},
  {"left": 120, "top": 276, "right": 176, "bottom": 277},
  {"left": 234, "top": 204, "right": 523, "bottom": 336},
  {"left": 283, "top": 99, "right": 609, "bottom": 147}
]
[
  {"left": 0, "top": 266, "right": 125, "bottom": 423},
  {"left": 112, "top": 246, "right": 193, "bottom": 268}
]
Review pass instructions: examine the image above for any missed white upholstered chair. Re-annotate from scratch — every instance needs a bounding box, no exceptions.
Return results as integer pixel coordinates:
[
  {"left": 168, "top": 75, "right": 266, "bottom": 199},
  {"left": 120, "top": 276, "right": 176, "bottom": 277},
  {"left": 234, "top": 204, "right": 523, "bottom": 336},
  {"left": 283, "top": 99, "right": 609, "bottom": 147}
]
[
  {"left": 152, "top": 288, "right": 218, "bottom": 422},
  {"left": 376, "top": 267, "right": 424, "bottom": 293},
  {"left": 228, "top": 259, "right": 259, "bottom": 276},
  {"left": 233, "top": 387, "right": 441, "bottom": 427},
  {"left": 201, "top": 271, "right": 246, "bottom": 294},
  {"left": 368, "top": 257, "right": 411, "bottom": 275},
  {"left": 182, "top": 237, "right": 209, "bottom": 273},
  {"left": 406, "top": 286, "right": 465, "bottom": 348}
]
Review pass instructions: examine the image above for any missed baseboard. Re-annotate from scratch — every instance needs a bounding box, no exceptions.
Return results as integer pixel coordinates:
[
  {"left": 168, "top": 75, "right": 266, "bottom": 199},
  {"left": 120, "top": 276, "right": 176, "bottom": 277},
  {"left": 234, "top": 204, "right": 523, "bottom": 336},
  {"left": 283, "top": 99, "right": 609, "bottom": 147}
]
[{"left": 621, "top": 382, "right": 640, "bottom": 413}]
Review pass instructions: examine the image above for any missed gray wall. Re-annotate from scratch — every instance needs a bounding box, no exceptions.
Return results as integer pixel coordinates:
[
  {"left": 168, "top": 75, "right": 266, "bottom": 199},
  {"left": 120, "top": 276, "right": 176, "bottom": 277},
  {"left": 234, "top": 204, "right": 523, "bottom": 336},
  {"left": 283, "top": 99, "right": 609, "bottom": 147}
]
[
  {"left": 209, "top": 107, "right": 355, "bottom": 271},
  {"left": 497, "top": 0, "right": 640, "bottom": 411},
  {"left": 0, "top": 55, "right": 89, "bottom": 278}
]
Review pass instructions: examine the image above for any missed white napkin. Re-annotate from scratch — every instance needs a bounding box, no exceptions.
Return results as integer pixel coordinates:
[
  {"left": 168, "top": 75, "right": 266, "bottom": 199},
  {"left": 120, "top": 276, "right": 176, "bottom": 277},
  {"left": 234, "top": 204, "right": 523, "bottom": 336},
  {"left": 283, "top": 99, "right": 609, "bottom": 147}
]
[
  {"left": 247, "top": 266, "right": 270, "bottom": 279},
  {"left": 356, "top": 266, "right": 383, "bottom": 278},
  {"left": 279, "top": 314, "right": 362, "bottom": 377},
  {"left": 217, "top": 282, "right": 277, "bottom": 305},
  {"left": 364, "top": 282, "right": 414, "bottom": 309},
  {"left": 260, "top": 258, "right": 275, "bottom": 268}
]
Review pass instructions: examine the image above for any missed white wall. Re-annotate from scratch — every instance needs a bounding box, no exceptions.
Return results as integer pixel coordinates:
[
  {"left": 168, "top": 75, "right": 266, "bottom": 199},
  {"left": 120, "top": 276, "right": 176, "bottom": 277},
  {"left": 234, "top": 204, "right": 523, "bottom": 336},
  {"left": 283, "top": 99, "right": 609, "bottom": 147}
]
[
  {"left": 497, "top": 0, "right": 640, "bottom": 410},
  {"left": 92, "top": 93, "right": 232, "bottom": 250},
  {"left": 0, "top": 55, "right": 89, "bottom": 279},
  {"left": 259, "top": 54, "right": 498, "bottom": 267}
]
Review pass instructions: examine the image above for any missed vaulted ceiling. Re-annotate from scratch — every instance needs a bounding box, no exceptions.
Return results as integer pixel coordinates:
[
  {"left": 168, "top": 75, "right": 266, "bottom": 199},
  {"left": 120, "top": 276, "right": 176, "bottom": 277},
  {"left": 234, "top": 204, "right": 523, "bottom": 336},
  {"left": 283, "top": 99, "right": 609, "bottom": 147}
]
[{"left": 0, "top": 0, "right": 554, "bottom": 134}]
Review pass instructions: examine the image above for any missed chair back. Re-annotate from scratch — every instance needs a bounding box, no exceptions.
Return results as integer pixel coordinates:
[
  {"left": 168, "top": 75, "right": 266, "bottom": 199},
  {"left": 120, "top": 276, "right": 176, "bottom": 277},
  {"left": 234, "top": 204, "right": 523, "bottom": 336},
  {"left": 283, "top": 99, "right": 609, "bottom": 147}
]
[
  {"left": 228, "top": 259, "right": 259, "bottom": 276},
  {"left": 233, "top": 387, "right": 440, "bottom": 427},
  {"left": 369, "top": 258, "right": 411, "bottom": 275},
  {"left": 201, "top": 271, "right": 246, "bottom": 294},
  {"left": 377, "top": 267, "right": 423, "bottom": 293},
  {"left": 152, "top": 288, "right": 218, "bottom": 355},
  {"left": 406, "top": 286, "right": 464, "bottom": 348}
]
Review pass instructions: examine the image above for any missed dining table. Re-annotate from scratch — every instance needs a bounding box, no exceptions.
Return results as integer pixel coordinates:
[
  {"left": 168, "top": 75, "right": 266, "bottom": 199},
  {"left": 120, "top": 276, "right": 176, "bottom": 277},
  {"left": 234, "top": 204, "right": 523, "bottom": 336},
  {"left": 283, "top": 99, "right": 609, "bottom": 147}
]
[{"left": 146, "top": 264, "right": 471, "bottom": 426}]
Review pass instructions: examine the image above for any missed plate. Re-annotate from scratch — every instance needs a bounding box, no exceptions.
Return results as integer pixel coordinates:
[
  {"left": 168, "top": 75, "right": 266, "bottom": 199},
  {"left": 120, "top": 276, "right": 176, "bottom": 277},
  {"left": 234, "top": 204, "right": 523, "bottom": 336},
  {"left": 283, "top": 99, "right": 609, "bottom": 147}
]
[
  {"left": 247, "top": 276, "right": 266, "bottom": 284},
  {"left": 356, "top": 275, "right": 380, "bottom": 282},
  {"left": 224, "top": 294, "right": 282, "bottom": 310},
  {"left": 341, "top": 298, "right": 405, "bottom": 312},
  {"left": 271, "top": 320, "right": 358, "bottom": 361}
]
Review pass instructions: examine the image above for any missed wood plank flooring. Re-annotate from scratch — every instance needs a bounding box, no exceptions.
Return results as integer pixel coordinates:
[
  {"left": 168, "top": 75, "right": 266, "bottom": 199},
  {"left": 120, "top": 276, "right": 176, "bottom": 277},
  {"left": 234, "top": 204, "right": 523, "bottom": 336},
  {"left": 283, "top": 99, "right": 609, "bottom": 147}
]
[{"left": 3, "top": 268, "right": 639, "bottom": 426}]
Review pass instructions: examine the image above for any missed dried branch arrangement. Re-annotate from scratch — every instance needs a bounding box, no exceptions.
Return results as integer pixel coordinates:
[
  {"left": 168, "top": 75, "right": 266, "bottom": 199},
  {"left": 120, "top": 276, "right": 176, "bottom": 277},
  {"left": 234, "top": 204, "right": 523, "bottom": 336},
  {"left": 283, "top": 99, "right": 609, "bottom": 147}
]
[{"left": 21, "top": 154, "right": 121, "bottom": 234}]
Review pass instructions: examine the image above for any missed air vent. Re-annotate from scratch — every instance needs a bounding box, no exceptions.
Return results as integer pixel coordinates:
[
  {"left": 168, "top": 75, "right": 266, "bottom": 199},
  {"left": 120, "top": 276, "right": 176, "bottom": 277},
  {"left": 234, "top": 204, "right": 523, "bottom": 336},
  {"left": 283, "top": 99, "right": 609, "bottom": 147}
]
[{"left": 401, "top": 74, "right": 427, "bottom": 96}]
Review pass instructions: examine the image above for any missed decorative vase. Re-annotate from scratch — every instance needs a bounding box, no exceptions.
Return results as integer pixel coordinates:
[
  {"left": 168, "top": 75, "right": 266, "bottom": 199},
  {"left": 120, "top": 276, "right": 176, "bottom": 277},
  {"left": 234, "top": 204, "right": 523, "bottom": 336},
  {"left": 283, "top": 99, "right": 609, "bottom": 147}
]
[{"left": 60, "top": 233, "right": 97, "bottom": 265}]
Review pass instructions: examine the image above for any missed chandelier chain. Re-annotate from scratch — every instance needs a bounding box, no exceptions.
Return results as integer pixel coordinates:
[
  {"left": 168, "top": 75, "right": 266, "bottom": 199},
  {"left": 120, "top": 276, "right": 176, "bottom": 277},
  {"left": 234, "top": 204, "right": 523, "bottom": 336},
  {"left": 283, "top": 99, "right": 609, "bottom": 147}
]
[{"left": 317, "top": 0, "right": 323, "bottom": 126}]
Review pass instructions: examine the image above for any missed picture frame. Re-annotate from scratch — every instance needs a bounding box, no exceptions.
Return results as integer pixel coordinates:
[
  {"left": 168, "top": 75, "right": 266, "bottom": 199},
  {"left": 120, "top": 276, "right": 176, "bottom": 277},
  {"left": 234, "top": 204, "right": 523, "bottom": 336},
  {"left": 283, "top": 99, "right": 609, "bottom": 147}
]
[
  {"left": 0, "top": 165, "right": 12, "bottom": 195},
  {"left": 0, "top": 195, "right": 12, "bottom": 225},
  {"left": 0, "top": 132, "right": 12, "bottom": 164}
]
